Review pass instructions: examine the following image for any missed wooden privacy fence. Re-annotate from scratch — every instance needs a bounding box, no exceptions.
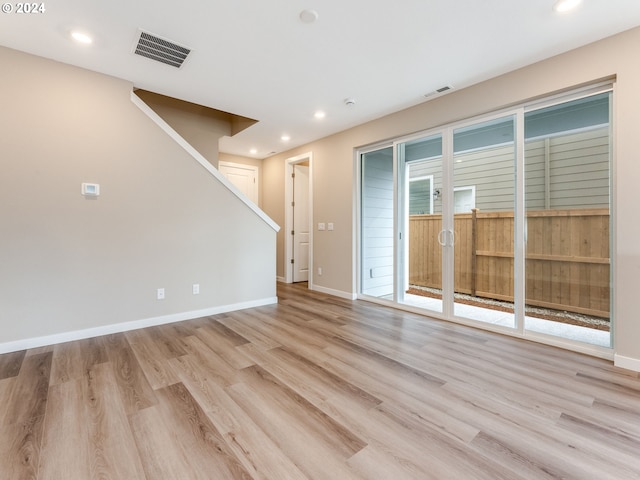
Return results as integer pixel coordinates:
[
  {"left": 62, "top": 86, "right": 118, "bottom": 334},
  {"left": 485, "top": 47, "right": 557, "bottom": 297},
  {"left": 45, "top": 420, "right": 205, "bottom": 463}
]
[{"left": 409, "top": 208, "right": 610, "bottom": 318}]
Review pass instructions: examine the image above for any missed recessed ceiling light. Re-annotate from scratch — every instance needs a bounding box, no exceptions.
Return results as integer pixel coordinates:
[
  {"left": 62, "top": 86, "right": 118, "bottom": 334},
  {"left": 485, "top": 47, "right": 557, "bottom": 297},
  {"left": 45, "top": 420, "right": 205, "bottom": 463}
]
[
  {"left": 299, "top": 9, "right": 319, "bottom": 23},
  {"left": 281, "top": 135, "right": 290, "bottom": 142},
  {"left": 314, "top": 111, "right": 326, "bottom": 119},
  {"left": 553, "top": 0, "right": 582, "bottom": 13},
  {"left": 71, "top": 31, "right": 93, "bottom": 44},
  {"left": 250, "top": 148, "right": 258, "bottom": 155}
]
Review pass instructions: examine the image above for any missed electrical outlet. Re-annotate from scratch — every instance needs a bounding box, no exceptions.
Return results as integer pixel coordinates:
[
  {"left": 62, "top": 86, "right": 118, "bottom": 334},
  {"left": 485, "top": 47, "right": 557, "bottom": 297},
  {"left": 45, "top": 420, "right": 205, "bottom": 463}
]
[
  {"left": 192, "top": 283, "right": 200, "bottom": 295},
  {"left": 318, "top": 267, "right": 322, "bottom": 276},
  {"left": 157, "top": 288, "right": 165, "bottom": 300}
]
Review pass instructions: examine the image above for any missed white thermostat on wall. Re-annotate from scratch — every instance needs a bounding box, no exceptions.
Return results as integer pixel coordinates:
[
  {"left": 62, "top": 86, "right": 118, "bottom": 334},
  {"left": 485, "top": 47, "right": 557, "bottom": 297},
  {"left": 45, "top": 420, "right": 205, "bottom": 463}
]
[{"left": 81, "top": 183, "right": 100, "bottom": 196}]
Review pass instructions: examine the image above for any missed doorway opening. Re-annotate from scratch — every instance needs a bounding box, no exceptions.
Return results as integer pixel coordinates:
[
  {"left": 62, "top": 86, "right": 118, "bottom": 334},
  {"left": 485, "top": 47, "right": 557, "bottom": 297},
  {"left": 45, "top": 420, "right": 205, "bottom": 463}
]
[{"left": 284, "top": 152, "right": 313, "bottom": 287}]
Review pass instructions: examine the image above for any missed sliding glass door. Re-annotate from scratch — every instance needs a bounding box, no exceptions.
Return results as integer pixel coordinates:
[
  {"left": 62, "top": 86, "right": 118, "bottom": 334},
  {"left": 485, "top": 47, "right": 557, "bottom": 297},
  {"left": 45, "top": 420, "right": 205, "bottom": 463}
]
[
  {"left": 452, "top": 116, "right": 517, "bottom": 328},
  {"left": 397, "top": 118, "right": 518, "bottom": 328},
  {"left": 524, "top": 92, "right": 612, "bottom": 347},
  {"left": 398, "top": 134, "right": 444, "bottom": 314},
  {"left": 358, "top": 86, "right": 612, "bottom": 350}
]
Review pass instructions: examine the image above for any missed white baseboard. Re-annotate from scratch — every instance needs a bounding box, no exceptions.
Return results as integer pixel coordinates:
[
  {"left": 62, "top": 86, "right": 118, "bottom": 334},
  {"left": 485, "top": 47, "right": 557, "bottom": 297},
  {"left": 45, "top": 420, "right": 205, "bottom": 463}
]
[
  {"left": 311, "top": 284, "right": 357, "bottom": 300},
  {"left": 614, "top": 354, "right": 640, "bottom": 373},
  {"left": 0, "top": 296, "right": 278, "bottom": 355},
  {"left": 276, "top": 276, "right": 286, "bottom": 283}
]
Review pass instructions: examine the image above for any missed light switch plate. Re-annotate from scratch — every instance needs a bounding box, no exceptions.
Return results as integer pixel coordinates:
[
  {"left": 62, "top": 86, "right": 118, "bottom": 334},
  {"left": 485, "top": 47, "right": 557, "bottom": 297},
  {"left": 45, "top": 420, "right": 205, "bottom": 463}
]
[{"left": 318, "top": 222, "right": 326, "bottom": 231}]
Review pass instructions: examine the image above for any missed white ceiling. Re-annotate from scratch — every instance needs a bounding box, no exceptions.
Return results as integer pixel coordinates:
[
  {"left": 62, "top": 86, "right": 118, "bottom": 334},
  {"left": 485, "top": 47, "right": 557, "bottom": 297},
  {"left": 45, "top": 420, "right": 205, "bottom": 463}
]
[{"left": 2, "top": 0, "right": 640, "bottom": 159}]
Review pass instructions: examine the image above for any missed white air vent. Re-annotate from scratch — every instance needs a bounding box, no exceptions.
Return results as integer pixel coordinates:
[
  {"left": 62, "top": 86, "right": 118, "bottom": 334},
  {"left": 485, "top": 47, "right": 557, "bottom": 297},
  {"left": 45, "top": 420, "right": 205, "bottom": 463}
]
[
  {"left": 133, "top": 30, "right": 191, "bottom": 68},
  {"left": 424, "top": 85, "right": 454, "bottom": 98}
]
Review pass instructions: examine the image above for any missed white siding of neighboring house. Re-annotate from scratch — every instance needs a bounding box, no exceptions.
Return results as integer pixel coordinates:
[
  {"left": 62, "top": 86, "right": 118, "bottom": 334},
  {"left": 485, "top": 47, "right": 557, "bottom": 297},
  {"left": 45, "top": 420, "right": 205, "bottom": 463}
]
[{"left": 361, "top": 150, "right": 394, "bottom": 297}]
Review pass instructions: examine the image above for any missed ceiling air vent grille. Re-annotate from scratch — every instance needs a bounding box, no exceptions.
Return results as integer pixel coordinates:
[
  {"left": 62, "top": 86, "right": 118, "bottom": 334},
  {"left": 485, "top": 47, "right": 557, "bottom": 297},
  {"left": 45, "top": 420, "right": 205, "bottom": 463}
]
[
  {"left": 133, "top": 31, "right": 191, "bottom": 68},
  {"left": 424, "top": 85, "right": 454, "bottom": 99}
]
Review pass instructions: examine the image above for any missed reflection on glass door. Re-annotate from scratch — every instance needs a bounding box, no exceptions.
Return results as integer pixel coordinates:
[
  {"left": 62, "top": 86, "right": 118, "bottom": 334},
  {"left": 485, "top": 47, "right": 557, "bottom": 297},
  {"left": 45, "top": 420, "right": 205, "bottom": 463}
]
[
  {"left": 399, "top": 134, "right": 443, "bottom": 314},
  {"left": 452, "top": 116, "right": 516, "bottom": 328},
  {"left": 361, "top": 146, "right": 395, "bottom": 299},
  {"left": 524, "top": 92, "right": 612, "bottom": 347}
]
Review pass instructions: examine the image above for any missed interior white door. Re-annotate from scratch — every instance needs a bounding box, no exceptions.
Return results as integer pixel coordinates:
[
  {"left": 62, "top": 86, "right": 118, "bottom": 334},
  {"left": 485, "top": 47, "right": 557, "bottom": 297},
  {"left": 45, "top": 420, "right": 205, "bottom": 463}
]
[
  {"left": 219, "top": 162, "right": 258, "bottom": 204},
  {"left": 293, "top": 164, "right": 310, "bottom": 282}
]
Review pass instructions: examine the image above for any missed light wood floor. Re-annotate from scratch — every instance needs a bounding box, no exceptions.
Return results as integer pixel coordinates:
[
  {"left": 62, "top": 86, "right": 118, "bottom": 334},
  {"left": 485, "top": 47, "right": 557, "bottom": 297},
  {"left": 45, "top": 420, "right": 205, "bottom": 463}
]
[{"left": 1, "top": 283, "right": 639, "bottom": 479}]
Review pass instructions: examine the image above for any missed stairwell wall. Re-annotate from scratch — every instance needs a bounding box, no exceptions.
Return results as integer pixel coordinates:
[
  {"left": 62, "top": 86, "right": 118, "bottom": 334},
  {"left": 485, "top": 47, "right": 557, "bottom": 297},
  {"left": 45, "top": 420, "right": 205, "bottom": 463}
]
[{"left": 0, "top": 46, "right": 278, "bottom": 351}]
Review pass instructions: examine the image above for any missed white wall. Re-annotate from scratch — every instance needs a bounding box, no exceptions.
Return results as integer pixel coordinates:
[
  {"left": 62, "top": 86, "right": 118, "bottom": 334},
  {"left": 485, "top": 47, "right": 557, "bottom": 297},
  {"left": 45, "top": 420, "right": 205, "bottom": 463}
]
[{"left": 0, "top": 47, "right": 278, "bottom": 351}]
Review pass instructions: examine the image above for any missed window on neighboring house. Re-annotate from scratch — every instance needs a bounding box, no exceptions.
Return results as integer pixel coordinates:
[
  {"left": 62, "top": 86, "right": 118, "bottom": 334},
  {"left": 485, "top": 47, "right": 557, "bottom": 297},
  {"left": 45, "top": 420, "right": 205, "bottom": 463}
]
[
  {"left": 409, "top": 176, "right": 433, "bottom": 214},
  {"left": 453, "top": 186, "right": 476, "bottom": 213}
]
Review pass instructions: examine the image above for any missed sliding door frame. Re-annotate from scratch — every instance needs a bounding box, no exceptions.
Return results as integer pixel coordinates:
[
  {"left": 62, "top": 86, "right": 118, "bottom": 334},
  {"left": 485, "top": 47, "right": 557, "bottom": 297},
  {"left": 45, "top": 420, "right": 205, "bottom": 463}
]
[{"left": 356, "top": 82, "right": 614, "bottom": 359}]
